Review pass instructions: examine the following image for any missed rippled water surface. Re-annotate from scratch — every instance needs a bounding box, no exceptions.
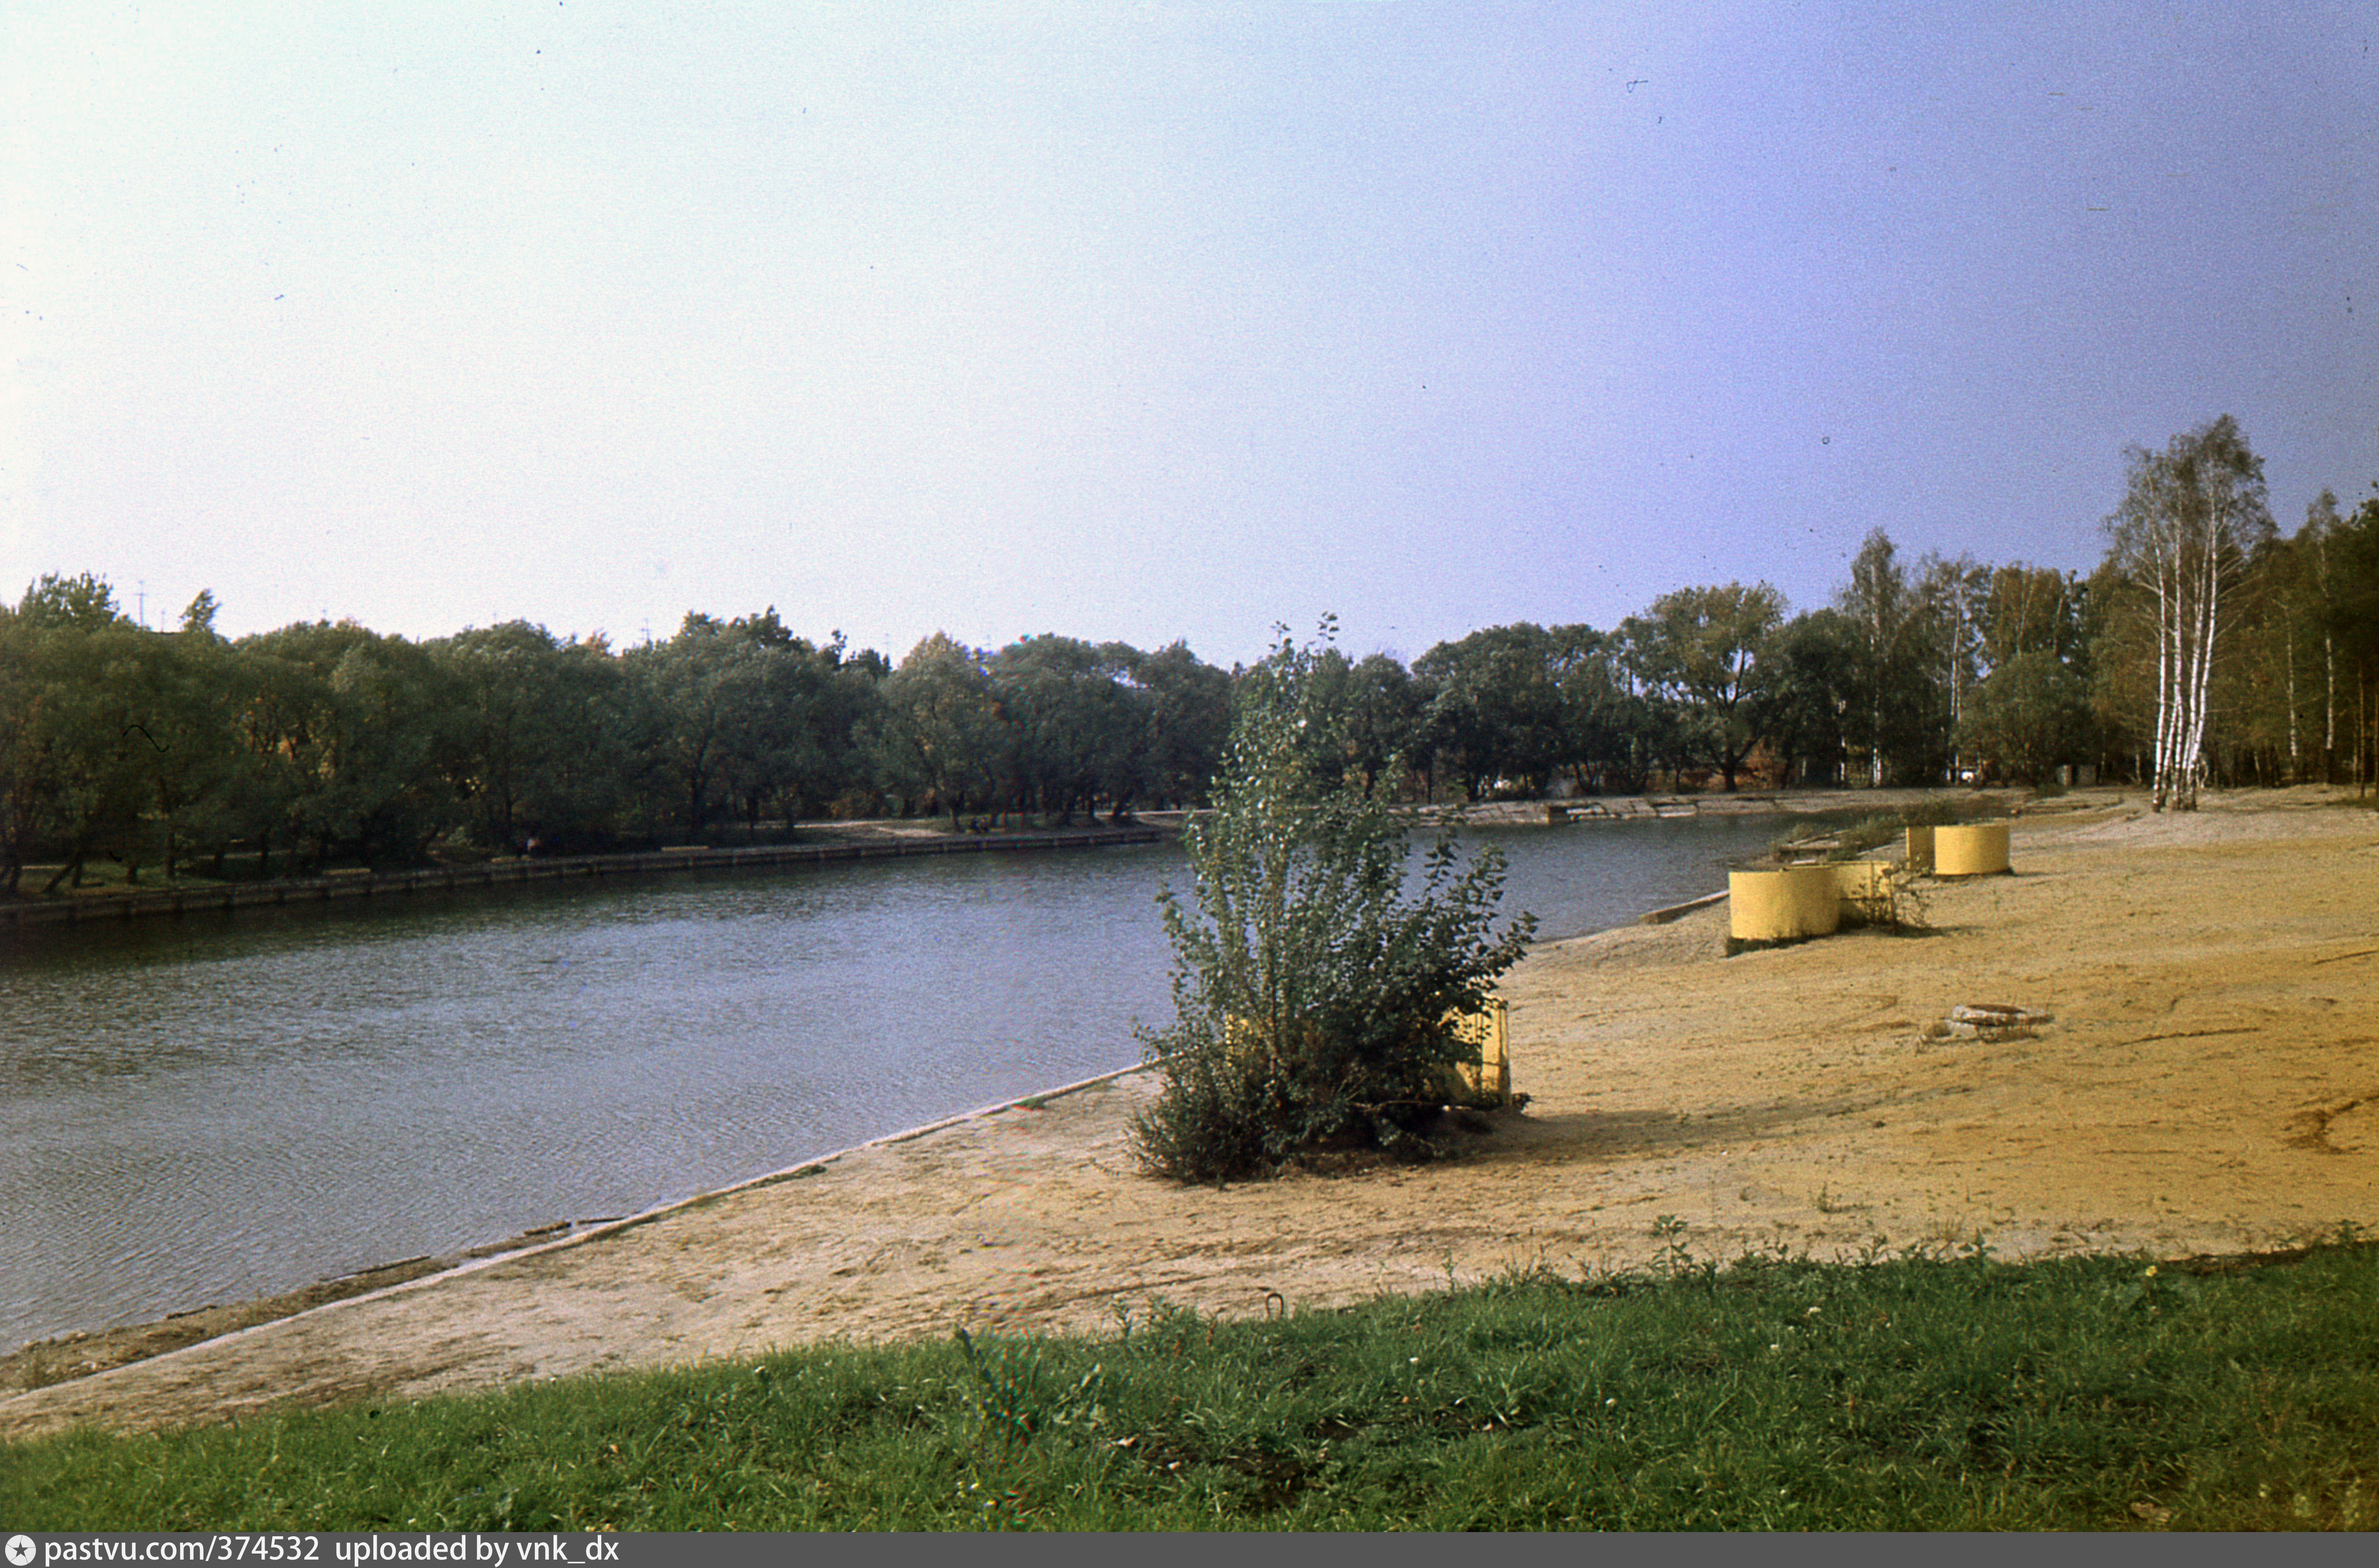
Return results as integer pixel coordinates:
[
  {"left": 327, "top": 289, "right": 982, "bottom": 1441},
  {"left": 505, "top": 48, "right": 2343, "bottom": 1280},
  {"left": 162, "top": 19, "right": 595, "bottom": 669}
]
[{"left": 1, "top": 815, "right": 1779, "bottom": 1348}]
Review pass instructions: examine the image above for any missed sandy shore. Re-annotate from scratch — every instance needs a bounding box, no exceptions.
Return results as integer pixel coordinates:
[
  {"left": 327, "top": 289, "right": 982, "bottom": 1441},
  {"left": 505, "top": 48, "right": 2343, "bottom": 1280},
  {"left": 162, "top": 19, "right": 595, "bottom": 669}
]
[{"left": 7, "top": 788, "right": 2375, "bottom": 1442}]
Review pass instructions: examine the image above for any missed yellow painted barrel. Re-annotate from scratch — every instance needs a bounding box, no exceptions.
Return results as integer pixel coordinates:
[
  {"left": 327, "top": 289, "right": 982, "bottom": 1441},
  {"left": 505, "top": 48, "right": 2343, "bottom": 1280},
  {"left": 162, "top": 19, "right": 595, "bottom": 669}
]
[
  {"left": 1831, "top": 860, "right": 1895, "bottom": 925},
  {"left": 1933, "top": 822, "right": 2011, "bottom": 876},
  {"left": 1445, "top": 998, "right": 1510, "bottom": 1105},
  {"left": 1905, "top": 824, "right": 1935, "bottom": 873},
  {"left": 1232, "top": 1006, "right": 1512, "bottom": 1107},
  {"left": 1728, "top": 865, "right": 1841, "bottom": 944}
]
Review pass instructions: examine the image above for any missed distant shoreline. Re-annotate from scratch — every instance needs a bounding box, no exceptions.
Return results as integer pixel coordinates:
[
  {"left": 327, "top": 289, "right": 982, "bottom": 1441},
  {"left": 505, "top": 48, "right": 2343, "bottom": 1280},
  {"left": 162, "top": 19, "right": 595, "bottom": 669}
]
[
  {"left": 0, "top": 822, "right": 1163, "bottom": 930},
  {"left": 1, "top": 785, "right": 2046, "bottom": 931}
]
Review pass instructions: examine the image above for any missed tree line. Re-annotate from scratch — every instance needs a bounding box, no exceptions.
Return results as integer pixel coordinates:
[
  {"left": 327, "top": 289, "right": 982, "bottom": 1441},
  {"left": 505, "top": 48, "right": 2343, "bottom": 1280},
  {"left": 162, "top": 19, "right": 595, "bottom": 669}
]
[{"left": 5, "top": 418, "right": 2374, "bottom": 892}]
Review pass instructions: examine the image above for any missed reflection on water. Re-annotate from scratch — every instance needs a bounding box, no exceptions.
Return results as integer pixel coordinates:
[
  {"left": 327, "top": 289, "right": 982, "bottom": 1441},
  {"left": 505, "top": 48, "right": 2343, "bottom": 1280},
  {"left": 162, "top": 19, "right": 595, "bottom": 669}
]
[{"left": 0, "top": 814, "right": 1778, "bottom": 1348}]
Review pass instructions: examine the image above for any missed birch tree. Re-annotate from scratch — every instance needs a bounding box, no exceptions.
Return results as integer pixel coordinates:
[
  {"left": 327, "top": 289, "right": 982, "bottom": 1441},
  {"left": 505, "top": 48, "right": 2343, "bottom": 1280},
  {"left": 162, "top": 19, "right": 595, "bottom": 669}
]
[
  {"left": 1835, "top": 530, "right": 1917, "bottom": 787},
  {"left": 1914, "top": 553, "right": 1987, "bottom": 780},
  {"left": 2103, "top": 416, "right": 2275, "bottom": 811}
]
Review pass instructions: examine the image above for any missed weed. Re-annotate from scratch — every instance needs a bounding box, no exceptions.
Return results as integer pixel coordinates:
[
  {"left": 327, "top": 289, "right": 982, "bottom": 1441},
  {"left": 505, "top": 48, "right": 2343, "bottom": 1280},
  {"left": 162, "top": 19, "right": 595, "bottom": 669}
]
[
  {"left": 952, "top": 1327, "right": 1106, "bottom": 1447},
  {"left": 1652, "top": 1214, "right": 1693, "bottom": 1279}
]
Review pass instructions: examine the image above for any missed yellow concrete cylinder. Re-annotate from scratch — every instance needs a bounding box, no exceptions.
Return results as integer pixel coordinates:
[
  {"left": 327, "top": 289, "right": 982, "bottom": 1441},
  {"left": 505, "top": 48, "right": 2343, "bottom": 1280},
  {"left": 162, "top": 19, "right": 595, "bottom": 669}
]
[
  {"left": 1933, "top": 821, "right": 2011, "bottom": 876},
  {"left": 1444, "top": 998, "right": 1510, "bottom": 1105},
  {"left": 1728, "top": 866, "right": 1842, "bottom": 943},
  {"left": 1831, "top": 860, "right": 1895, "bottom": 925},
  {"left": 1905, "top": 824, "right": 1935, "bottom": 872}
]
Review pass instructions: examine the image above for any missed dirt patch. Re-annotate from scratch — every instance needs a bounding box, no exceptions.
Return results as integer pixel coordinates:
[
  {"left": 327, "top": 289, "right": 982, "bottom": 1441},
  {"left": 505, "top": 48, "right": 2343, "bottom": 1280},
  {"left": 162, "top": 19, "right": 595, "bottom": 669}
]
[{"left": 6, "top": 787, "right": 2375, "bottom": 1442}]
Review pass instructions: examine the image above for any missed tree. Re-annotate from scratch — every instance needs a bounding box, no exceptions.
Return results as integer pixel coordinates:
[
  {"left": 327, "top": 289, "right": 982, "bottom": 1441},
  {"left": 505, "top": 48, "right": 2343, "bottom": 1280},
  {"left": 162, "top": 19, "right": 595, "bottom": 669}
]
[
  {"left": 0, "top": 603, "right": 49, "bottom": 891},
  {"left": 871, "top": 632, "right": 1005, "bottom": 824},
  {"left": 2321, "top": 489, "right": 2379, "bottom": 793},
  {"left": 2291, "top": 491, "right": 2350, "bottom": 784},
  {"left": 433, "top": 622, "right": 640, "bottom": 852},
  {"left": 1623, "top": 583, "right": 1785, "bottom": 791},
  {"left": 1340, "top": 652, "right": 1422, "bottom": 798},
  {"left": 1962, "top": 651, "right": 2092, "bottom": 785},
  {"left": 1130, "top": 628, "right": 1536, "bottom": 1182},
  {"left": 624, "top": 610, "right": 859, "bottom": 840},
  {"left": 1764, "top": 609, "right": 1861, "bottom": 785},
  {"left": 1413, "top": 624, "right": 1572, "bottom": 799},
  {"left": 1912, "top": 553, "right": 1988, "bottom": 782},
  {"left": 990, "top": 635, "right": 1142, "bottom": 823},
  {"left": 126, "top": 608, "right": 249, "bottom": 880},
  {"left": 11, "top": 578, "right": 167, "bottom": 889},
  {"left": 2102, "top": 416, "right": 2276, "bottom": 810},
  {"left": 235, "top": 621, "right": 460, "bottom": 868},
  {"left": 1954, "top": 565, "right": 2095, "bottom": 785},
  {"left": 1122, "top": 641, "right": 1233, "bottom": 809},
  {"left": 1836, "top": 531, "right": 1923, "bottom": 786}
]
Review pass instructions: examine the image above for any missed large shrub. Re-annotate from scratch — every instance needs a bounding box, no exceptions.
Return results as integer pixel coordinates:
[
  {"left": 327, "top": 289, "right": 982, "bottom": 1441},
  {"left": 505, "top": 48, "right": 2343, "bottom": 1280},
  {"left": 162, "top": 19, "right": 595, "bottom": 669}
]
[{"left": 1131, "top": 628, "right": 1536, "bottom": 1182}]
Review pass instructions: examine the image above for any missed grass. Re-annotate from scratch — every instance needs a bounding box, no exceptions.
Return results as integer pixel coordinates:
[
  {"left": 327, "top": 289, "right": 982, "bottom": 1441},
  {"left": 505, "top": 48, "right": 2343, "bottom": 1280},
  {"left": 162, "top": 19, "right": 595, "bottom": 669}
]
[
  {"left": 8, "top": 1234, "right": 2378, "bottom": 1531},
  {"left": 1766, "top": 798, "right": 1987, "bottom": 865}
]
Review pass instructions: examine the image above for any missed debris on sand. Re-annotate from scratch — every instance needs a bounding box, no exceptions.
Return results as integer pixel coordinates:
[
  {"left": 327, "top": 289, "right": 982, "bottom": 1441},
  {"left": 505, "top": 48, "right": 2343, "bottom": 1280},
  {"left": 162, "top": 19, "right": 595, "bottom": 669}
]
[{"left": 1926, "top": 1002, "right": 2054, "bottom": 1041}]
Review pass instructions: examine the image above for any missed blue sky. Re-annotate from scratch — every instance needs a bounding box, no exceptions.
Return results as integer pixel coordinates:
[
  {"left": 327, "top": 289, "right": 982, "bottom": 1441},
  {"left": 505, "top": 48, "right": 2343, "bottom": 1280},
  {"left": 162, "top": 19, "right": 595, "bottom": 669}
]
[{"left": 5, "top": 2, "right": 2374, "bottom": 666}]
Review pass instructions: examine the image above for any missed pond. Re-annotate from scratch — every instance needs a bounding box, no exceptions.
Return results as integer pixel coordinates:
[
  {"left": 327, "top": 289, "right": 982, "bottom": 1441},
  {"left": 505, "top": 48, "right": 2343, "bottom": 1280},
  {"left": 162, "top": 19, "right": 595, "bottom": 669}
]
[{"left": 0, "top": 813, "right": 1783, "bottom": 1350}]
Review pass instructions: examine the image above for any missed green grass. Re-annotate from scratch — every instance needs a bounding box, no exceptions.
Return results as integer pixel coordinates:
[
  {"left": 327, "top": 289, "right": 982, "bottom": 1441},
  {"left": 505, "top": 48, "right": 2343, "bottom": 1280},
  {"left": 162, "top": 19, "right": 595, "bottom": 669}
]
[{"left": 8, "top": 1237, "right": 2377, "bottom": 1531}]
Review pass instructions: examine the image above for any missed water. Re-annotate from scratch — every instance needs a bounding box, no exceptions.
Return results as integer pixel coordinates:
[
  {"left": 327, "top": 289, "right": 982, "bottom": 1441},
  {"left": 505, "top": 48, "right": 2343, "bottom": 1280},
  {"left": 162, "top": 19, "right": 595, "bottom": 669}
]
[{"left": 0, "top": 815, "right": 1778, "bottom": 1349}]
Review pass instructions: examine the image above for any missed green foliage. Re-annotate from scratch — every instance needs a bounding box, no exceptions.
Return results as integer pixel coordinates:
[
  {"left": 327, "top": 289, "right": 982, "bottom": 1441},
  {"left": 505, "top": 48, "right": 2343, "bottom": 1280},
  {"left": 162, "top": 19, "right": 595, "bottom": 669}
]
[
  {"left": 14, "top": 1240, "right": 2379, "bottom": 1531},
  {"left": 869, "top": 632, "right": 1005, "bottom": 824},
  {"left": 1412, "top": 624, "right": 1578, "bottom": 798},
  {"left": 1763, "top": 608, "right": 1862, "bottom": 784},
  {"left": 1130, "top": 626, "right": 1536, "bottom": 1182},
  {"left": 9, "top": 480, "right": 2374, "bottom": 889},
  {"left": 1620, "top": 581, "right": 1785, "bottom": 791},
  {"left": 1963, "top": 650, "right": 2094, "bottom": 785}
]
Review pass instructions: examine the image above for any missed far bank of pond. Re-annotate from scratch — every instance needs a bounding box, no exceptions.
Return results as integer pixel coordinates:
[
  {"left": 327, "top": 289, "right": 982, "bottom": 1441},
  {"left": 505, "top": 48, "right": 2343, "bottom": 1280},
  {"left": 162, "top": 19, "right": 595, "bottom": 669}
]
[
  {"left": 0, "top": 826, "right": 1161, "bottom": 928},
  {"left": 3, "top": 786, "right": 2031, "bottom": 931}
]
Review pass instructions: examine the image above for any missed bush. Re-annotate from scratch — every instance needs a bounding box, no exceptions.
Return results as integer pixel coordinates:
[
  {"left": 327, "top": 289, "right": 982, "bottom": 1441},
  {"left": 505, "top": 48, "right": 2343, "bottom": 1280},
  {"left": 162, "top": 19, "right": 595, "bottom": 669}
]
[{"left": 1131, "top": 627, "right": 1536, "bottom": 1182}]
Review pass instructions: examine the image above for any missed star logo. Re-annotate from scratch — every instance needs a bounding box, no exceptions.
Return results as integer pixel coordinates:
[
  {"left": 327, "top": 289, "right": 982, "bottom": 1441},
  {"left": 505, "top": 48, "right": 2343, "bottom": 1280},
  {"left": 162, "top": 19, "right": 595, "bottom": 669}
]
[{"left": 6, "top": 1534, "right": 36, "bottom": 1567}]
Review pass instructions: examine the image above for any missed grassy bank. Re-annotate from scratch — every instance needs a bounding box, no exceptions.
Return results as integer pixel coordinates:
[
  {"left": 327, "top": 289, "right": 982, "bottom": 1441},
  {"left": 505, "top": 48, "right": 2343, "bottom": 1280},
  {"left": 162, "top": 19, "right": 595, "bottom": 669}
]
[{"left": 9, "top": 1234, "right": 2375, "bottom": 1531}]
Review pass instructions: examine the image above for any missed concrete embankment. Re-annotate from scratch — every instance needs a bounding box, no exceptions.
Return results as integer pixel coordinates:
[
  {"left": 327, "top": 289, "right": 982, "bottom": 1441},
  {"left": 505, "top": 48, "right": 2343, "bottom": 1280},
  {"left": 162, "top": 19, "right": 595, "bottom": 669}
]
[{"left": 0, "top": 826, "right": 1163, "bottom": 929}]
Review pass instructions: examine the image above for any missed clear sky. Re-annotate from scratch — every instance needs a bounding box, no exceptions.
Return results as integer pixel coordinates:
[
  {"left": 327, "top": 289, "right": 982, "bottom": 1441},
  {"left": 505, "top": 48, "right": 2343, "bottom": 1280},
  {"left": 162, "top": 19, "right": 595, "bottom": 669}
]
[{"left": 5, "top": 2, "right": 2374, "bottom": 668}]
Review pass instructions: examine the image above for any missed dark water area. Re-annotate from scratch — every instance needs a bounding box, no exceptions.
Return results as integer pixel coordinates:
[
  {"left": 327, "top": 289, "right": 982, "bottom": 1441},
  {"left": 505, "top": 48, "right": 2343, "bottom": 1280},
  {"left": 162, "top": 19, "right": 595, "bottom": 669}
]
[{"left": 0, "top": 814, "right": 1780, "bottom": 1350}]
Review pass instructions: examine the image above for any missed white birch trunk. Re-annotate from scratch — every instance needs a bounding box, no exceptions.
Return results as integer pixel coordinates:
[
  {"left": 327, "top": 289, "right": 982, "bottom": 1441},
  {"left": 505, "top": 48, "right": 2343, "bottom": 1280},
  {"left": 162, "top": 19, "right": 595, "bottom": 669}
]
[
  {"left": 2325, "top": 634, "right": 2337, "bottom": 779},
  {"left": 2286, "top": 627, "right": 2299, "bottom": 778},
  {"left": 2184, "top": 558, "right": 2216, "bottom": 809},
  {"left": 2150, "top": 555, "right": 2175, "bottom": 811}
]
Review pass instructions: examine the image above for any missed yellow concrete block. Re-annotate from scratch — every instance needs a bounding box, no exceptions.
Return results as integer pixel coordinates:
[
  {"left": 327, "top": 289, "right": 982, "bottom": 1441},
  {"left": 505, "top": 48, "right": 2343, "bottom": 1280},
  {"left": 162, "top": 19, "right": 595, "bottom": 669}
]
[
  {"left": 1227, "top": 1002, "right": 1511, "bottom": 1106},
  {"left": 1445, "top": 997, "right": 1510, "bottom": 1105},
  {"left": 1905, "top": 824, "right": 1935, "bottom": 872},
  {"left": 1831, "top": 859, "right": 1896, "bottom": 925},
  {"left": 1934, "top": 821, "right": 2011, "bottom": 876},
  {"left": 1729, "top": 866, "right": 1842, "bottom": 944}
]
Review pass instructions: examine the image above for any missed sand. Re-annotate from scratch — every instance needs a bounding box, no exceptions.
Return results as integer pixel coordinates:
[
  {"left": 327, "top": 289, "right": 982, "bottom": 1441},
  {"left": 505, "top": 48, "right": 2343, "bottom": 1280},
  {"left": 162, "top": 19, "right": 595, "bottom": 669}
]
[{"left": 6, "top": 787, "right": 2374, "bottom": 1442}]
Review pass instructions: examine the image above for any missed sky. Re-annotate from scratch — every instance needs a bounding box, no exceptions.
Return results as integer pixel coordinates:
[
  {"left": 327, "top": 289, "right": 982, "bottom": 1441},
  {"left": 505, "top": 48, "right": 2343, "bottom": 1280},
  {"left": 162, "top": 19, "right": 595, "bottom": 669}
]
[{"left": 5, "top": 2, "right": 2375, "bottom": 669}]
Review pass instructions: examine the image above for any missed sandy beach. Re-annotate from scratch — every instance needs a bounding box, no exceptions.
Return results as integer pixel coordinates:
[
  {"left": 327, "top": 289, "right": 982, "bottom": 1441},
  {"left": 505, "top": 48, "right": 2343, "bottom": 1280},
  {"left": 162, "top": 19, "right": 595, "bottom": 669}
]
[{"left": 6, "top": 788, "right": 2375, "bottom": 1443}]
